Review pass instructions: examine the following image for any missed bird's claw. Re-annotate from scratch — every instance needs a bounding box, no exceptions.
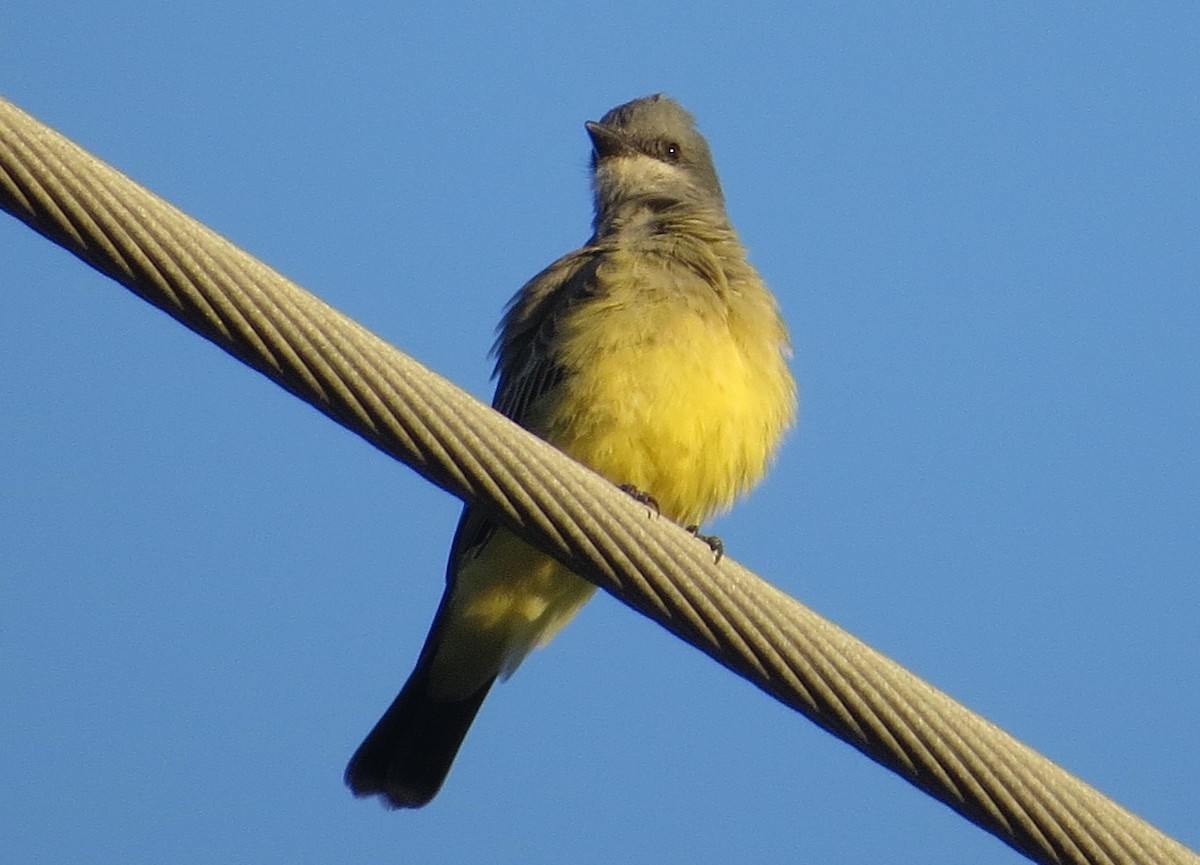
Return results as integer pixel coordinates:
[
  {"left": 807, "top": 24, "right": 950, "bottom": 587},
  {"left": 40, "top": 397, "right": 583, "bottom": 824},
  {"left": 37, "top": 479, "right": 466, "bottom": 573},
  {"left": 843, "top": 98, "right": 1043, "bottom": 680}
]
[
  {"left": 618, "top": 484, "right": 660, "bottom": 518},
  {"left": 686, "top": 525, "right": 724, "bottom": 563}
]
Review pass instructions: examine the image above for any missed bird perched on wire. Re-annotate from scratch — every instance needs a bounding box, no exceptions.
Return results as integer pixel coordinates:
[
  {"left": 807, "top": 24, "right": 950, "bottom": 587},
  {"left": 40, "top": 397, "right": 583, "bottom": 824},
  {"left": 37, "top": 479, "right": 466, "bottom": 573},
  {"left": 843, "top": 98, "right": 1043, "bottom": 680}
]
[{"left": 345, "top": 93, "right": 797, "bottom": 808}]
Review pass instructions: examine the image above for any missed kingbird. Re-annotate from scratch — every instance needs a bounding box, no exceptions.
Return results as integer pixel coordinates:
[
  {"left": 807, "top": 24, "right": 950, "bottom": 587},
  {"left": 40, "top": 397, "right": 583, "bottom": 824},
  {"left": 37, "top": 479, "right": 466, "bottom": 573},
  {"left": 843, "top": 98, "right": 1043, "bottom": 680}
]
[{"left": 345, "top": 94, "right": 797, "bottom": 808}]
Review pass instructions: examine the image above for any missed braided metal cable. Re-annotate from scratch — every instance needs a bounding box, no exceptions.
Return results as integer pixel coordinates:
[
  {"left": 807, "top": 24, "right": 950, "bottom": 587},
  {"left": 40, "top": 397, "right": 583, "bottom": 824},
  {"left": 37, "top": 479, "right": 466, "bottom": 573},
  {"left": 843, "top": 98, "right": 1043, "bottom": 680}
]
[{"left": 1, "top": 96, "right": 1193, "bottom": 865}]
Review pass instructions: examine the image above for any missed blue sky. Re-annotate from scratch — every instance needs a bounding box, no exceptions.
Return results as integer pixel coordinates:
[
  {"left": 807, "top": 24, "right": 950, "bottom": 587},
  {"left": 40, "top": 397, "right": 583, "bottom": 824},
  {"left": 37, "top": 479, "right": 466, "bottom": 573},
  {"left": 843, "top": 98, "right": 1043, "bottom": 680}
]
[{"left": 2, "top": 4, "right": 1197, "bottom": 863}]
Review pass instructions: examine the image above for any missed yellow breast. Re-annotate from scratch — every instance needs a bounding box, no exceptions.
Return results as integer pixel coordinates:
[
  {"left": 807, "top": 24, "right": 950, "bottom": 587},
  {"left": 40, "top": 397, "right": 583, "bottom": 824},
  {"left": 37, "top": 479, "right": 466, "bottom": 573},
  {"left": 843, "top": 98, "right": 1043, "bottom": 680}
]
[{"left": 531, "top": 253, "right": 796, "bottom": 526}]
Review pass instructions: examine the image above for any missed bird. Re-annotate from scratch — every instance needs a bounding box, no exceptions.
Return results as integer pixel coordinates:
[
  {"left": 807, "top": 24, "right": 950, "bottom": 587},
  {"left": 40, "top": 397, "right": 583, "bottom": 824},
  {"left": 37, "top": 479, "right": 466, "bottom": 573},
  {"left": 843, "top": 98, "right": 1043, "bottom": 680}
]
[{"left": 344, "top": 94, "right": 797, "bottom": 808}]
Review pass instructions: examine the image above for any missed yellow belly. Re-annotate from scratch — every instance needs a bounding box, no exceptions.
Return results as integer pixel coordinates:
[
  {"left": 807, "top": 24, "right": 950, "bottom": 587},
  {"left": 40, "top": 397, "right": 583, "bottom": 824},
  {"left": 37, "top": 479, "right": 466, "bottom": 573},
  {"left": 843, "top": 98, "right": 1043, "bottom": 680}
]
[
  {"left": 535, "top": 280, "right": 795, "bottom": 525},
  {"left": 432, "top": 263, "right": 795, "bottom": 698}
]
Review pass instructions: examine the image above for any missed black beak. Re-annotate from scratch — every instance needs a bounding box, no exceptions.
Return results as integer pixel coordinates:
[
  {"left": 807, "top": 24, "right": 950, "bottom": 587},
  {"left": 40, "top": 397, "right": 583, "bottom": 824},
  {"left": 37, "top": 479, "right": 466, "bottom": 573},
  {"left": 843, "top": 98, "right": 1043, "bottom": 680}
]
[{"left": 585, "top": 121, "right": 632, "bottom": 159}]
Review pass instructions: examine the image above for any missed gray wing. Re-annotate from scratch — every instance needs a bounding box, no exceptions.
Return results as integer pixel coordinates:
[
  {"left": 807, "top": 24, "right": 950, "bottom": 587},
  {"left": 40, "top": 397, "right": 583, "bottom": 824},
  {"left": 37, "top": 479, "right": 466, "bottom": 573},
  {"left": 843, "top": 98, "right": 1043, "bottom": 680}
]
[
  {"left": 490, "top": 248, "right": 602, "bottom": 422},
  {"left": 445, "top": 246, "right": 603, "bottom": 576}
]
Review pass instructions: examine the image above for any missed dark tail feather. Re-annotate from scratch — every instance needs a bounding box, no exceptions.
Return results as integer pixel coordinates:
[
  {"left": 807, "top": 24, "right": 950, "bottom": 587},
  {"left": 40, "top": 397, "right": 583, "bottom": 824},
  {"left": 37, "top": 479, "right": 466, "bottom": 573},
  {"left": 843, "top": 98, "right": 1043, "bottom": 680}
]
[{"left": 345, "top": 660, "right": 495, "bottom": 808}]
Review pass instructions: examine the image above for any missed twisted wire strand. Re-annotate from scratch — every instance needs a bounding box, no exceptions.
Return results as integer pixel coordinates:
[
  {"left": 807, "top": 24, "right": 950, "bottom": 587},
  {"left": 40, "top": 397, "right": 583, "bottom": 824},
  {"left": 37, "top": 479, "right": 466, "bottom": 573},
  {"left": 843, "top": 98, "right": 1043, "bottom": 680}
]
[{"left": 1, "top": 96, "right": 1194, "bottom": 865}]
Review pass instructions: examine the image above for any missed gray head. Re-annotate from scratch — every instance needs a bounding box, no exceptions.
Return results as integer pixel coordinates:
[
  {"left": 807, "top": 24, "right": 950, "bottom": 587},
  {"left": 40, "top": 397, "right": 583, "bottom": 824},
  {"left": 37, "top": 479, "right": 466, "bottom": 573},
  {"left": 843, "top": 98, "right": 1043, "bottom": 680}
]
[{"left": 585, "top": 94, "right": 726, "bottom": 222}]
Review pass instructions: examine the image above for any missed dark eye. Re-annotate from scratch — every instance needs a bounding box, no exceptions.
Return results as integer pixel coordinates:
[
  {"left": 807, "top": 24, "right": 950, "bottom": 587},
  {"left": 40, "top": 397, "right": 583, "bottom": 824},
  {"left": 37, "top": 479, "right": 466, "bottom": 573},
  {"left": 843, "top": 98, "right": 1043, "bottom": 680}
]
[{"left": 662, "top": 141, "right": 682, "bottom": 162}]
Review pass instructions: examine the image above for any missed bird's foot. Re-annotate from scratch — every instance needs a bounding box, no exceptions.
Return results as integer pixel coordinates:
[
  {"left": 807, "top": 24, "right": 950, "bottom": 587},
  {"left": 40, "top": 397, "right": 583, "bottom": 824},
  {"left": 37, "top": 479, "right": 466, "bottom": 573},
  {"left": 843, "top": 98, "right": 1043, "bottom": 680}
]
[
  {"left": 618, "top": 484, "right": 660, "bottom": 518},
  {"left": 686, "top": 525, "right": 724, "bottom": 563}
]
